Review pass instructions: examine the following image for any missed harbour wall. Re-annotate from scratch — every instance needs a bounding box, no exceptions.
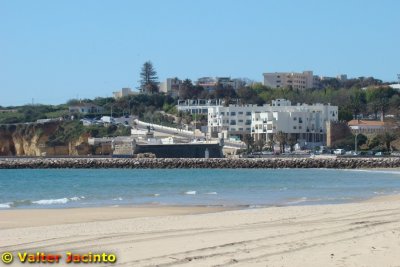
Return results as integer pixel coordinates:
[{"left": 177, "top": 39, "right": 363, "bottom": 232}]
[{"left": 1, "top": 157, "right": 400, "bottom": 169}]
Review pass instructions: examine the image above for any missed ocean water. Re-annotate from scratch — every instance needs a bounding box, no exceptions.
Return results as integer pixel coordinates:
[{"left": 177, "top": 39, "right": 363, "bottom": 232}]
[{"left": 1, "top": 168, "right": 400, "bottom": 209}]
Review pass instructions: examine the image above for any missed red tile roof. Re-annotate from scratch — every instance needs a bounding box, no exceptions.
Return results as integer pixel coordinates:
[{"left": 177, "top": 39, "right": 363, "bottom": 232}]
[{"left": 348, "top": 120, "right": 385, "bottom": 127}]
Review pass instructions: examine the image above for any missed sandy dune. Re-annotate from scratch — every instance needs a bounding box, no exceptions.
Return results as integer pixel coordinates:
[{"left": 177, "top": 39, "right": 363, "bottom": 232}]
[{"left": 1, "top": 198, "right": 400, "bottom": 266}]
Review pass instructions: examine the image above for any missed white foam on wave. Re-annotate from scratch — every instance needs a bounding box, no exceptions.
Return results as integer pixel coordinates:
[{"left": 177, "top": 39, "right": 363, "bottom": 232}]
[
  {"left": 32, "top": 196, "right": 83, "bottom": 205},
  {"left": 184, "top": 191, "right": 197, "bottom": 195},
  {"left": 113, "top": 197, "right": 123, "bottom": 201},
  {"left": 0, "top": 202, "right": 11, "bottom": 208},
  {"left": 33, "top": 198, "right": 69, "bottom": 205},
  {"left": 204, "top": 192, "right": 217, "bottom": 195},
  {"left": 152, "top": 194, "right": 160, "bottom": 197}
]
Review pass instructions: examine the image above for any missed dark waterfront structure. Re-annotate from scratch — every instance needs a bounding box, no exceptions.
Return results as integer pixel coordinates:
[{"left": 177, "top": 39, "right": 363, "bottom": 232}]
[{"left": 134, "top": 143, "right": 223, "bottom": 158}]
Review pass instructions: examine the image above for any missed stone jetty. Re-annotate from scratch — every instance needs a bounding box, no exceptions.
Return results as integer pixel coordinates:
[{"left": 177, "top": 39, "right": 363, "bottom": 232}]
[{"left": 1, "top": 157, "right": 400, "bottom": 169}]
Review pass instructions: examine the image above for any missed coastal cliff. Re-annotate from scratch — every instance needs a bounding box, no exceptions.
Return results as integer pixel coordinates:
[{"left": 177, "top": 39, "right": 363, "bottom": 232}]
[{"left": 0, "top": 122, "right": 90, "bottom": 156}]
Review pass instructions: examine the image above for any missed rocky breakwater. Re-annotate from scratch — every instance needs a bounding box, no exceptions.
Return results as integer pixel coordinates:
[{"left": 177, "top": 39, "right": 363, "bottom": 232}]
[{"left": 1, "top": 157, "right": 400, "bottom": 169}]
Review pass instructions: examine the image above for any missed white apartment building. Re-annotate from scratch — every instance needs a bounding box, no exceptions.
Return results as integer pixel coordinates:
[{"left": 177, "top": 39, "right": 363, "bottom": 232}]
[
  {"left": 263, "top": 71, "right": 315, "bottom": 89},
  {"left": 252, "top": 100, "right": 338, "bottom": 148},
  {"left": 208, "top": 99, "right": 338, "bottom": 147},
  {"left": 208, "top": 104, "right": 272, "bottom": 139},
  {"left": 177, "top": 99, "right": 223, "bottom": 114}
]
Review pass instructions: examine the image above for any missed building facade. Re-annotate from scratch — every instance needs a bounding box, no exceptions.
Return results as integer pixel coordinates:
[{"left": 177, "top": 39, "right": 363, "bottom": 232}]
[
  {"left": 263, "top": 71, "right": 315, "bottom": 89},
  {"left": 208, "top": 104, "right": 272, "bottom": 138},
  {"left": 159, "top": 78, "right": 182, "bottom": 97},
  {"left": 196, "top": 77, "right": 243, "bottom": 91},
  {"left": 69, "top": 103, "right": 104, "bottom": 114},
  {"left": 112, "top": 88, "right": 138, "bottom": 99},
  {"left": 208, "top": 99, "right": 338, "bottom": 148},
  {"left": 263, "top": 71, "right": 348, "bottom": 90},
  {"left": 177, "top": 99, "right": 223, "bottom": 114},
  {"left": 251, "top": 101, "right": 338, "bottom": 148},
  {"left": 347, "top": 120, "right": 386, "bottom": 134}
]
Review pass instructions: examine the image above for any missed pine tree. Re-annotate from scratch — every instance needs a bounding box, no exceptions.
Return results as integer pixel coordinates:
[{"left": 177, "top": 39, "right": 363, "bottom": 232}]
[{"left": 139, "top": 61, "right": 159, "bottom": 94}]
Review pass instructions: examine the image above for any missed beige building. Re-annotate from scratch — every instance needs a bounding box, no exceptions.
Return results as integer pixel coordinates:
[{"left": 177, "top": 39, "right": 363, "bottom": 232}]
[
  {"left": 159, "top": 78, "right": 182, "bottom": 97},
  {"left": 113, "top": 88, "right": 138, "bottom": 99},
  {"left": 347, "top": 120, "right": 386, "bottom": 134},
  {"left": 263, "top": 71, "right": 315, "bottom": 89}
]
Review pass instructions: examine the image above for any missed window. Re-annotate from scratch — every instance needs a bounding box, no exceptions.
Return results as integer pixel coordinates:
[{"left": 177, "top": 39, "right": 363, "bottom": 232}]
[
  {"left": 230, "top": 120, "right": 236, "bottom": 125},
  {"left": 221, "top": 112, "right": 225, "bottom": 115},
  {"left": 238, "top": 111, "right": 243, "bottom": 115},
  {"left": 245, "top": 120, "right": 251, "bottom": 125},
  {"left": 231, "top": 128, "right": 236, "bottom": 131},
  {"left": 246, "top": 112, "right": 251, "bottom": 116},
  {"left": 230, "top": 112, "right": 236, "bottom": 116},
  {"left": 239, "top": 128, "right": 243, "bottom": 131},
  {"left": 246, "top": 128, "right": 251, "bottom": 131},
  {"left": 293, "top": 126, "right": 297, "bottom": 129},
  {"left": 293, "top": 117, "right": 297, "bottom": 120},
  {"left": 238, "top": 119, "right": 243, "bottom": 123}
]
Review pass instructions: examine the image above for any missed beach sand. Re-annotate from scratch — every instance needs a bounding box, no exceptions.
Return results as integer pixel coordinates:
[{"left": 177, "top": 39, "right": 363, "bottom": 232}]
[{"left": 1, "top": 197, "right": 400, "bottom": 267}]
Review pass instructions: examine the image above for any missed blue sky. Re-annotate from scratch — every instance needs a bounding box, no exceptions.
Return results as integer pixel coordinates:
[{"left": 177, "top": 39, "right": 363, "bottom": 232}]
[{"left": 1, "top": 0, "right": 399, "bottom": 106}]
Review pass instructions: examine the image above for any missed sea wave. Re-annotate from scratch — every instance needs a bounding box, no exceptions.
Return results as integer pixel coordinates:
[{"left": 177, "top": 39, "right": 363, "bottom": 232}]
[
  {"left": 184, "top": 191, "right": 197, "bottom": 195},
  {"left": 0, "top": 202, "right": 11, "bottom": 208},
  {"left": 204, "top": 192, "right": 218, "bottom": 195},
  {"left": 32, "top": 196, "right": 83, "bottom": 205}
]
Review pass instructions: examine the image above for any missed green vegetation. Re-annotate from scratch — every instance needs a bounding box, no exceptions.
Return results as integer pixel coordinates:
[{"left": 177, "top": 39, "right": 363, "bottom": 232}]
[
  {"left": 0, "top": 104, "right": 68, "bottom": 124},
  {"left": 46, "top": 121, "right": 131, "bottom": 146}
]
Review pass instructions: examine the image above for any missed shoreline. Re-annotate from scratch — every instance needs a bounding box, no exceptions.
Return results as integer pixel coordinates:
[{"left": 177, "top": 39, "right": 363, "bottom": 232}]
[
  {"left": 1, "top": 192, "right": 398, "bottom": 229},
  {"left": 2, "top": 157, "right": 400, "bottom": 169}
]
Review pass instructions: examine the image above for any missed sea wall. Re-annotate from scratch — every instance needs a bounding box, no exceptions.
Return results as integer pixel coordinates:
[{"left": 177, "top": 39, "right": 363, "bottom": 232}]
[{"left": 1, "top": 157, "right": 400, "bottom": 169}]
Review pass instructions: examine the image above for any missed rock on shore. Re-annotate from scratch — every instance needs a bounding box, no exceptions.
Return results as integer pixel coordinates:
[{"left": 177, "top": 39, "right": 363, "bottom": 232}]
[{"left": 1, "top": 157, "right": 400, "bottom": 169}]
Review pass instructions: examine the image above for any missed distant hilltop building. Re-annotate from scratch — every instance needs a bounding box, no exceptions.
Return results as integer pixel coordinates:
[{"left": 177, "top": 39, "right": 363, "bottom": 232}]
[
  {"left": 196, "top": 77, "right": 244, "bottom": 91},
  {"left": 159, "top": 77, "right": 247, "bottom": 97},
  {"left": 113, "top": 88, "right": 138, "bottom": 99},
  {"left": 69, "top": 103, "right": 104, "bottom": 114},
  {"left": 263, "top": 71, "right": 347, "bottom": 89},
  {"left": 159, "top": 78, "right": 182, "bottom": 98},
  {"left": 263, "top": 71, "right": 315, "bottom": 90}
]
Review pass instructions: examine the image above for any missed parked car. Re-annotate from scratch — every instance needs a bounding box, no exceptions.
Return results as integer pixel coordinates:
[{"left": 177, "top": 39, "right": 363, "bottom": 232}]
[{"left": 334, "top": 149, "right": 345, "bottom": 155}]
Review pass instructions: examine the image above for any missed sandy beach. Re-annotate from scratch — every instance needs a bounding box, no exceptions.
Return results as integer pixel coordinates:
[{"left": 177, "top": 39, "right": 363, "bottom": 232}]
[{"left": 1, "top": 197, "right": 400, "bottom": 267}]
